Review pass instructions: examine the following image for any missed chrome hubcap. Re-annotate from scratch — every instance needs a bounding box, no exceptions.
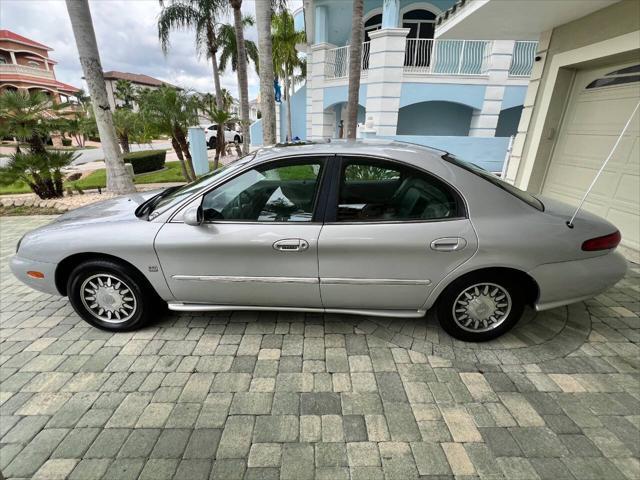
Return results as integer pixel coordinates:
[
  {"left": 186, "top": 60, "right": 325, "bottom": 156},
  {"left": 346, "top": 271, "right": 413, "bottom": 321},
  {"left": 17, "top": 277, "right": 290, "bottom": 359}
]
[
  {"left": 80, "top": 274, "right": 136, "bottom": 323},
  {"left": 452, "top": 283, "right": 511, "bottom": 333}
]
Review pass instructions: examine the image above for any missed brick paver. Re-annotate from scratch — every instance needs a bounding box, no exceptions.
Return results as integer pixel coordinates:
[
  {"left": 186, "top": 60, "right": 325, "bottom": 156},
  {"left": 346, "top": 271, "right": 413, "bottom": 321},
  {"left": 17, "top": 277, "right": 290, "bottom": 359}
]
[{"left": 1, "top": 216, "right": 639, "bottom": 479}]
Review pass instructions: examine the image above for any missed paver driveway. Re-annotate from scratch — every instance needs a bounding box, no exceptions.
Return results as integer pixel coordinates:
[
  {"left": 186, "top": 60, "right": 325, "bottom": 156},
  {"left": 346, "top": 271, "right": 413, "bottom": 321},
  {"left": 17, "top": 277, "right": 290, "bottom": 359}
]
[{"left": 1, "top": 216, "right": 639, "bottom": 480}]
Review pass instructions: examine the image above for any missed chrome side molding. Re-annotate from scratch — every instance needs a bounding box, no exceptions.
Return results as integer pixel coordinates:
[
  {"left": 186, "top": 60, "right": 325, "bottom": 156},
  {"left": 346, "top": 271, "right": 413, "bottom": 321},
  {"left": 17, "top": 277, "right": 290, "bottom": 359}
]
[
  {"left": 167, "top": 303, "right": 426, "bottom": 318},
  {"left": 172, "top": 275, "right": 430, "bottom": 286}
]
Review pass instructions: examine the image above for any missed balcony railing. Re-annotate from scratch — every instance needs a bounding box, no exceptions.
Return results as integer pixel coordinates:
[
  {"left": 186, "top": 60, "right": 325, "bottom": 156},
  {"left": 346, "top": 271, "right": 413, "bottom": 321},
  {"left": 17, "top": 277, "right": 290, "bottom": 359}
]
[
  {"left": 325, "top": 42, "right": 370, "bottom": 80},
  {"left": 509, "top": 41, "right": 538, "bottom": 77},
  {"left": 0, "top": 64, "right": 54, "bottom": 79},
  {"left": 404, "top": 39, "right": 492, "bottom": 75}
]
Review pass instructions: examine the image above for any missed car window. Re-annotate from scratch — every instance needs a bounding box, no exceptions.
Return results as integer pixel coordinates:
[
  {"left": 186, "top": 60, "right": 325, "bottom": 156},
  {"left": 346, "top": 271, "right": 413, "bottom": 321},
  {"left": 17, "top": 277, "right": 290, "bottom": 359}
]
[
  {"left": 442, "top": 154, "right": 544, "bottom": 211},
  {"left": 337, "top": 159, "right": 461, "bottom": 222},
  {"left": 201, "top": 160, "right": 323, "bottom": 222}
]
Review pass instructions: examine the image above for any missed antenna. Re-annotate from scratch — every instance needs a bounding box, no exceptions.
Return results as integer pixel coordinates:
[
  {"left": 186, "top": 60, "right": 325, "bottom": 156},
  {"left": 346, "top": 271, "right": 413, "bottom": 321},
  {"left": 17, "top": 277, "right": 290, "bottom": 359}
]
[{"left": 567, "top": 100, "right": 640, "bottom": 228}]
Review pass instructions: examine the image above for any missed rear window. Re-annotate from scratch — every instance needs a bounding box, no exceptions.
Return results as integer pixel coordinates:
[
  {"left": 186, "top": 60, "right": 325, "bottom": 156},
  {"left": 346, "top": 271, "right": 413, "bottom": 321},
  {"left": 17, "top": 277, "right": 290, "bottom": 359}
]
[{"left": 443, "top": 154, "right": 544, "bottom": 211}]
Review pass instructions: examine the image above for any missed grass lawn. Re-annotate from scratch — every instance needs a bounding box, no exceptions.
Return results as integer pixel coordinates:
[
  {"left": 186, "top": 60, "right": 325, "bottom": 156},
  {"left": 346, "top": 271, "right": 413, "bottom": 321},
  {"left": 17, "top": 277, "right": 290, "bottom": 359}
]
[
  {"left": 0, "top": 205, "right": 64, "bottom": 216},
  {"left": 0, "top": 161, "right": 190, "bottom": 195}
]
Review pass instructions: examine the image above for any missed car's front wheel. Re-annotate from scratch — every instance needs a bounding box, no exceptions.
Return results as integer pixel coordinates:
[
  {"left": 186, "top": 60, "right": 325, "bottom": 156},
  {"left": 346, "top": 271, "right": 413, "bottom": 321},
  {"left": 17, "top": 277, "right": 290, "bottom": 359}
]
[
  {"left": 234, "top": 135, "right": 241, "bottom": 144},
  {"left": 436, "top": 273, "right": 524, "bottom": 342},
  {"left": 67, "top": 259, "right": 155, "bottom": 331}
]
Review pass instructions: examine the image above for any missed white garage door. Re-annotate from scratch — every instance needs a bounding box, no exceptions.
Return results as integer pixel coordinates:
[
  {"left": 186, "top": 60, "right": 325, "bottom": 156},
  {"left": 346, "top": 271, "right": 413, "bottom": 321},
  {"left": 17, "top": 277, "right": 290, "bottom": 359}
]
[{"left": 542, "top": 61, "right": 640, "bottom": 262}]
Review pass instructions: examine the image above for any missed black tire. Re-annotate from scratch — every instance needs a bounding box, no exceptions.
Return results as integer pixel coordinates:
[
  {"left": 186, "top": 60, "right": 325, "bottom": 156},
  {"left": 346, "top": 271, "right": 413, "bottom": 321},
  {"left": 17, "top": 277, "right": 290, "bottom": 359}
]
[
  {"left": 208, "top": 137, "right": 216, "bottom": 149},
  {"left": 67, "top": 259, "right": 157, "bottom": 331},
  {"left": 436, "top": 272, "right": 524, "bottom": 342},
  {"left": 234, "top": 135, "right": 241, "bottom": 144}
]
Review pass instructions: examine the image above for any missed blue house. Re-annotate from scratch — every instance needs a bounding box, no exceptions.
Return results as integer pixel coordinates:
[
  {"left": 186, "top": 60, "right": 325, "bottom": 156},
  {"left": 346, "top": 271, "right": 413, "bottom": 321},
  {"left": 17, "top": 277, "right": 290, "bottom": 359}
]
[{"left": 251, "top": 0, "right": 537, "bottom": 173}]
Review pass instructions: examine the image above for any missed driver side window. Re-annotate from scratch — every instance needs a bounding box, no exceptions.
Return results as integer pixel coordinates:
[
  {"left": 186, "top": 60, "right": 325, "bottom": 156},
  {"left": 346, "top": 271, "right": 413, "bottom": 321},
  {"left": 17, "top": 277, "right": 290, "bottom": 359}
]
[{"left": 201, "top": 160, "right": 323, "bottom": 222}]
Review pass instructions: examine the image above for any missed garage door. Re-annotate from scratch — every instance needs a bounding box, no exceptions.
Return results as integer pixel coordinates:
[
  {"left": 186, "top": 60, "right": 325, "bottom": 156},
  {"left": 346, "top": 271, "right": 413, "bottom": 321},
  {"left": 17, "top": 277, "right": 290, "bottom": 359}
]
[{"left": 542, "top": 61, "right": 640, "bottom": 262}]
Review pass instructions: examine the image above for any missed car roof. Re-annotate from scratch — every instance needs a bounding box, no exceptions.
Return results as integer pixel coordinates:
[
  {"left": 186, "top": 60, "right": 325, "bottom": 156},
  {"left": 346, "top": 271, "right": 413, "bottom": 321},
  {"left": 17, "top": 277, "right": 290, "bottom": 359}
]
[{"left": 249, "top": 139, "right": 448, "bottom": 164}]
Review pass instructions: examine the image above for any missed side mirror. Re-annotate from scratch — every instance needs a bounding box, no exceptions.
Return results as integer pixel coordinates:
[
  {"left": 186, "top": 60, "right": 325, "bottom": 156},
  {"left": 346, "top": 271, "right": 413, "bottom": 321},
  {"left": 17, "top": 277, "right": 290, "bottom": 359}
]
[{"left": 183, "top": 206, "right": 203, "bottom": 226}]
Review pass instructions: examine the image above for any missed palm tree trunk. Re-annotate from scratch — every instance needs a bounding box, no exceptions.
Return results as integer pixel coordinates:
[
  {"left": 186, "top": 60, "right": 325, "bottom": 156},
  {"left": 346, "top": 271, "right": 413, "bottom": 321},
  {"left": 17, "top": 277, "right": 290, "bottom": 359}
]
[
  {"left": 255, "top": 0, "right": 276, "bottom": 145},
  {"left": 65, "top": 0, "right": 135, "bottom": 194},
  {"left": 231, "top": 0, "right": 251, "bottom": 154},
  {"left": 346, "top": 0, "right": 364, "bottom": 139},
  {"left": 171, "top": 136, "right": 192, "bottom": 182},
  {"left": 285, "top": 74, "right": 293, "bottom": 142},
  {"left": 207, "top": 23, "right": 226, "bottom": 159},
  {"left": 174, "top": 128, "right": 196, "bottom": 180}
]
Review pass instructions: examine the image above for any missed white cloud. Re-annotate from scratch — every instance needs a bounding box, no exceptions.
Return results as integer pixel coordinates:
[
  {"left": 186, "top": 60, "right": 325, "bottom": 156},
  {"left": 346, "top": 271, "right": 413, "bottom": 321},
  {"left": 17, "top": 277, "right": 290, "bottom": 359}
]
[{"left": 0, "top": 0, "right": 296, "bottom": 100}]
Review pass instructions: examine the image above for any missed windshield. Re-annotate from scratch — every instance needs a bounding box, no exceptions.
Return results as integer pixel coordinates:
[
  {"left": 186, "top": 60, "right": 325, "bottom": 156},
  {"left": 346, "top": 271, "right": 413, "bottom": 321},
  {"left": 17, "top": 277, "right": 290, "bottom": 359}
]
[
  {"left": 443, "top": 154, "right": 544, "bottom": 211},
  {"left": 148, "top": 155, "right": 255, "bottom": 220}
]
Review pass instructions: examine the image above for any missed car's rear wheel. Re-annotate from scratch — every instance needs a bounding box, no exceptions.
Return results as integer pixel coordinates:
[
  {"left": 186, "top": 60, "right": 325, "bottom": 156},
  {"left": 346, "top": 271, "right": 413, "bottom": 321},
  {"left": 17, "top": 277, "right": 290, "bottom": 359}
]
[
  {"left": 234, "top": 135, "right": 241, "bottom": 144},
  {"left": 208, "top": 137, "right": 216, "bottom": 149},
  {"left": 436, "top": 273, "right": 524, "bottom": 342},
  {"left": 67, "top": 259, "right": 155, "bottom": 331}
]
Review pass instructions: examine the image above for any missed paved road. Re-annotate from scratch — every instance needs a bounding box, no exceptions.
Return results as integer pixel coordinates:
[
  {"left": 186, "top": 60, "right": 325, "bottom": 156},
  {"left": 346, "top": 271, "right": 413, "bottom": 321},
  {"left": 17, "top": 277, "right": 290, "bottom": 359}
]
[
  {"left": 72, "top": 142, "right": 172, "bottom": 165},
  {"left": 1, "top": 216, "right": 639, "bottom": 480},
  {"left": 0, "top": 142, "right": 172, "bottom": 168}
]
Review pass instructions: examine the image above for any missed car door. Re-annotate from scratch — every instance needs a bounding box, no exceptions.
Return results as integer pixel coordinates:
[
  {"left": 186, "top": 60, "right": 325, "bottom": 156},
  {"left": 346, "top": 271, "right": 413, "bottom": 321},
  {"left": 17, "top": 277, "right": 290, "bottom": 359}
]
[
  {"left": 154, "top": 156, "right": 329, "bottom": 308},
  {"left": 318, "top": 156, "right": 478, "bottom": 312}
]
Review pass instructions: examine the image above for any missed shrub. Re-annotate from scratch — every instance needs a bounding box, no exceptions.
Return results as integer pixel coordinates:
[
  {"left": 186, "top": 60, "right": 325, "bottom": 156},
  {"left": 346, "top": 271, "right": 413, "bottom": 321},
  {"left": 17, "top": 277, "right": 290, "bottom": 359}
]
[
  {"left": 123, "top": 149, "right": 166, "bottom": 174},
  {"left": 62, "top": 138, "right": 72, "bottom": 147}
]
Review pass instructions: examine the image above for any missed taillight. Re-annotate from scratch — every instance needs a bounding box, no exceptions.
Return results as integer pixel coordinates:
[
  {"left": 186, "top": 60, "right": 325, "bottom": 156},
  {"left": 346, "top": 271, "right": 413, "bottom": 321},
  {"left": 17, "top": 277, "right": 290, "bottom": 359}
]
[{"left": 582, "top": 230, "right": 621, "bottom": 251}]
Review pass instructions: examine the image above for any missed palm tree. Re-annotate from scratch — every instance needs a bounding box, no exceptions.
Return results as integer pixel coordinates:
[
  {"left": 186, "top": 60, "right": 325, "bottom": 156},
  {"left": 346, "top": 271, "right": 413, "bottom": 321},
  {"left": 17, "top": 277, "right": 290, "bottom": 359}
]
[
  {"left": 158, "top": 0, "right": 228, "bottom": 157},
  {"left": 217, "top": 19, "right": 258, "bottom": 75},
  {"left": 200, "top": 103, "right": 237, "bottom": 169},
  {"left": 137, "top": 86, "right": 198, "bottom": 182},
  {"left": 227, "top": 1, "right": 253, "bottom": 154},
  {"left": 346, "top": 0, "right": 364, "bottom": 139},
  {"left": 272, "top": 10, "right": 306, "bottom": 142},
  {"left": 65, "top": 0, "right": 135, "bottom": 194},
  {"left": 0, "top": 90, "right": 56, "bottom": 154},
  {"left": 255, "top": 0, "right": 277, "bottom": 145},
  {"left": 114, "top": 79, "right": 136, "bottom": 109}
]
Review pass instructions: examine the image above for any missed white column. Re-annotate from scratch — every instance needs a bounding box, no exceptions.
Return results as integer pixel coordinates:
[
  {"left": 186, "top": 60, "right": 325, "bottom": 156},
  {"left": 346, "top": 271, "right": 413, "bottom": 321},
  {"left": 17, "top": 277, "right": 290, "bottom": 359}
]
[
  {"left": 275, "top": 101, "right": 282, "bottom": 142},
  {"left": 364, "top": 28, "right": 409, "bottom": 137},
  {"left": 309, "top": 43, "right": 334, "bottom": 140},
  {"left": 468, "top": 40, "right": 515, "bottom": 137},
  {"left": 9, "top": 51, "right": 16, "bottom": 64}
]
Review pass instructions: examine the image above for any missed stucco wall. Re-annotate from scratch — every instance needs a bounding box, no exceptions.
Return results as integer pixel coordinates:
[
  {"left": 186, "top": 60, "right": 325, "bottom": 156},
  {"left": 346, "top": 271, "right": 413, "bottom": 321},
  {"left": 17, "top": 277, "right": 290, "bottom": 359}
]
[{"left": 397, "top": 101, "right": 473, "bottom": 136}]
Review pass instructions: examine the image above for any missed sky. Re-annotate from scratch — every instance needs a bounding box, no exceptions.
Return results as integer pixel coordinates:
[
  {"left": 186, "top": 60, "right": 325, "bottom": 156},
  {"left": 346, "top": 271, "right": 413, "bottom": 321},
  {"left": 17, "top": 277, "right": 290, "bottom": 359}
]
[{"left": 1, "top": 0, "right": 303, "bottom": 100}]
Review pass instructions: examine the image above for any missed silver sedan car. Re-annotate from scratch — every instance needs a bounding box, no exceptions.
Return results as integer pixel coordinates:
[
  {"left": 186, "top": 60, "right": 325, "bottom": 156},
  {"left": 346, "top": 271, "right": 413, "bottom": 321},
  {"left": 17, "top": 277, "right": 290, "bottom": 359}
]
[{"left": 11, "top": 140, "right": 627, "bottom": 341}]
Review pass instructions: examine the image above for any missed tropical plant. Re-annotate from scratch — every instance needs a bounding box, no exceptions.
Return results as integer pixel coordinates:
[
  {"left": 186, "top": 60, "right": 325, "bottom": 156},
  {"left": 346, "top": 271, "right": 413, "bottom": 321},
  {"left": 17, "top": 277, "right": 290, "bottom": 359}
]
[
  {"left": 137, "top": 86, "right": 198, "bottom": 181},
  {"left": 63, "top": 108, "right": 97, "bottom": 148},
  {"left": 272, "top": 10, "right": 306, "bottom": 142},
  {"left": 158, "top": 0, "right": 228, "bottom": 157},
  {"left": 0, "top": 90, "right": 57, "bottom": 154},
  {"left": 226, "top": 4, "right": 255, "bottom": 153},
  {"left": 112, "top": 108, "right": 146, "bottom": 154},
  {"left": 114, "top": 79, "right": 137, "bottom": 109},
  {"left": 346, "top": 0, "right": 364, "bottom": 138},
  {"left": 65, "top": 0, "right": 136, "bottom": 194},
  {"left": 217, "top": 18, "right": 258, "bottom": 75},
  {"left": 199, "top": 102, "right": 238, "bottom": 169},
  {"left": 0, "top": 150, "right": 78, "bottom": 199}
]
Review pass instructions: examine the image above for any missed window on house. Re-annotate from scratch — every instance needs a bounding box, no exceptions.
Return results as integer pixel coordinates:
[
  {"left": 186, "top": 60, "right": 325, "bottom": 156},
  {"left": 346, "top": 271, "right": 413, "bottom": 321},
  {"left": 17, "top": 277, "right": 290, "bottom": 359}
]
[
  {"left": 27, "top": 60, "right": 40, "bottom": 68},
  {"left": 0, "top": 54, "right": 8, "bottom": 65},
  {"left": 402, "top": 9, "right": 436, "bottom": 40},
  {"left": 364, "top": 14, "right": 382, "bottom": 42}
]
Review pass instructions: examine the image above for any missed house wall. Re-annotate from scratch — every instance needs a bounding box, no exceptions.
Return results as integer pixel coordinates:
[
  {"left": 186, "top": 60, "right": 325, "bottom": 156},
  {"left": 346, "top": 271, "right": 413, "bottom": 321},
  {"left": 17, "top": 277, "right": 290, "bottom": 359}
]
[
  {"left": 508, "top": 0, "right": 640, "bottom": 191},
  {"left": 397, "top": 101, "right": 472, "bottom": 135}
]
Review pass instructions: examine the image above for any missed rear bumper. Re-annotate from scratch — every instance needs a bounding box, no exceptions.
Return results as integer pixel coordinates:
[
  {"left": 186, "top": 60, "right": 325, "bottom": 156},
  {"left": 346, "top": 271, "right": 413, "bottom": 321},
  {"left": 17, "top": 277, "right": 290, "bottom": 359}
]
[
  {"left": 10, "top": 255, "right": 61, "bottom": 296},
  {"left": 530, "top": 251, "right": 627, "bottom": 311}
]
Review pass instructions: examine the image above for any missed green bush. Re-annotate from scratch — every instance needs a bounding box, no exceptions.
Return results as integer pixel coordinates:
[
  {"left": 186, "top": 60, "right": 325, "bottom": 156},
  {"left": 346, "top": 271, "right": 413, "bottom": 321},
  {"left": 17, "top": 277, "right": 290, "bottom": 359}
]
[
  {"left": 61, "top": 138, "right": 72, "bottom": 147},
  {"left": 123, "top": 149, "right": 166, "bottom": 174}
]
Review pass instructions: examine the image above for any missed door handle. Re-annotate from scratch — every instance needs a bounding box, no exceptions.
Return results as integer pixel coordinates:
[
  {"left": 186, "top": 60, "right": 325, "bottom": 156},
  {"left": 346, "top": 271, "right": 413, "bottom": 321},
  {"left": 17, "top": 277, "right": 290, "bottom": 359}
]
[
  {"left": 273, "top": 239, "right": 309, "bottom": 252},
  {"left": 430, "top": 237, "right": 467, "bottom": 252}
]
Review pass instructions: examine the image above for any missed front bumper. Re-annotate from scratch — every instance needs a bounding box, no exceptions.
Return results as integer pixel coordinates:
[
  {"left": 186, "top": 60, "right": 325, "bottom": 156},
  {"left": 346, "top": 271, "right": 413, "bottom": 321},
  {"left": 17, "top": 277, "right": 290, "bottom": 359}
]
[
  {"left": 10, "top": 255, "right": 61, "bottom": 296},
  {"left": 530, "top": 251, "right": 627, "bottom": 311}
]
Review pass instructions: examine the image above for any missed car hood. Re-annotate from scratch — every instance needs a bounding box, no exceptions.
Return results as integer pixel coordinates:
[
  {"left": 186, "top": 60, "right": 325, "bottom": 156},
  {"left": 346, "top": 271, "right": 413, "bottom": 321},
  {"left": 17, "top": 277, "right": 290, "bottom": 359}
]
[{"left": 48, "top": 189, "right": 161, "bottom": 227}]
